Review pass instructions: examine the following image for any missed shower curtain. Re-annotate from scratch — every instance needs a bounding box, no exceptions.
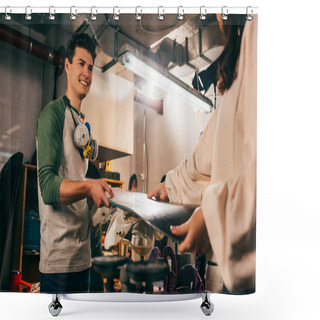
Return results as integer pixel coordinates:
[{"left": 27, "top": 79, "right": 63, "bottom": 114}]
[{"left": 0, "top": 7, "right": 257, "bottom": 297}]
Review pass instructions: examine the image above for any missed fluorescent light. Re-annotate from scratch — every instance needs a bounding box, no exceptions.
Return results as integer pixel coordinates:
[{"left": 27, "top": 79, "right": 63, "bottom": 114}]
[{"left": 119, "top": 46, "right": 213, "bottom": 113}]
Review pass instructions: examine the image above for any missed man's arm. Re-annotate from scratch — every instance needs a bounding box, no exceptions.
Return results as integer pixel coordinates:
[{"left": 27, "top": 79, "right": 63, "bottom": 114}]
[
  {"left": 36, "top": 101, "right": 113, "bottom": 209},
  {"left": 59, "top": 178, "right": 113, "bottom": 207},
  {"left": 36, "top": 102, "right": 65, "bottom": 208}
]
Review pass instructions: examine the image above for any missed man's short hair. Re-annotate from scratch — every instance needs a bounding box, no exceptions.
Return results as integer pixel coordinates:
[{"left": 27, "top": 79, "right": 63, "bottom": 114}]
[{"left": 66, "top": 33, "right": 97, "bottom": 63}]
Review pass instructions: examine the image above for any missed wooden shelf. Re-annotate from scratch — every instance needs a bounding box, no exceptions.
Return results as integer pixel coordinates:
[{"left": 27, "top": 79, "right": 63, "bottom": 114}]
[
  {"left": 102, "top": 178, "right": 124, "bottom": 189},
  {"left": 12, "top": 164, "right": 40, "bottom": 285}
]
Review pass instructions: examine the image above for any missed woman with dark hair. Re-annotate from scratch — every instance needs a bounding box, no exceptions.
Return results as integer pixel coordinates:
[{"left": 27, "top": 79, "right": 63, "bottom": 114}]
[{"left": 148, "top": 14, "right": 257, "bottom": 294}]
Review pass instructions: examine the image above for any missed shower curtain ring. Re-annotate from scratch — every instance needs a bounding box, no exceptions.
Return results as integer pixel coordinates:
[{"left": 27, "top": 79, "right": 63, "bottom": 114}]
[
  {"left": 49, "top": 6, "right": 55, "bottom": 20},
  {"left": 246, "top": 6, "right": 253, "bottom": 21},
  {"left": 158, "top": 6, "right": 164, "bottom": 21},
  {"left": 200, "top": 6, "right": 207, "bottom": 20},
  {"left": 221, "top": 6, "right": 228, "bottom": 21},
  {"left": 25, "top": 6, "right": 32, "bottom": 20},
  {"left": 177, "top": 6, "right": 184, "bottom": 21},
  {"left": 90, "top": 6, "right": 97, "bottom": 21},
  {"left": 113, "top": 6, "right": 120, "bottom": 20},
  {"left": 135, "top": 6, "right": 142, "bottom": 21},
  {"left": 5, "top": 6, "right": 12, "bottom": 20},
  {"left": 70, "top": 6, "right": 77, "bottom": 20}
]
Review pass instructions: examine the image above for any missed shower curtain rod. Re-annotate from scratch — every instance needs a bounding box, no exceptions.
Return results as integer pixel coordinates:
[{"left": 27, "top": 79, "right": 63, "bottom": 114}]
[{"left": 0, "top": 6, "right": 258, "bottom": 16}]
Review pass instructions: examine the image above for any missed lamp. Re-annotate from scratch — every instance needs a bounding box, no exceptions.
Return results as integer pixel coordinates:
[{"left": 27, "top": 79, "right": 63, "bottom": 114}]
[{"left": 118, "top": 45, "right": 213, "bottom": 113}]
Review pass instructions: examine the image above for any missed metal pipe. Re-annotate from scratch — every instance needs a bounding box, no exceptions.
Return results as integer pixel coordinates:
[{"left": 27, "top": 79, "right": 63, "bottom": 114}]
[
  {"left": 0, "top": 24, "right": 64, "bottom": 70},
  {"left": 199, "top": 28, "right": 213, "bottom": 64},
  {"left": 142, "top": 106, "right": 146, "bottom": 193},
  {"left": 185, "top": 37, "right": 198, "bottom": 72},
  {"left": 134, "top": 88, "right": 163, "bottom": 114},
  {"left": 101, "top": 30, "right": 118, "bottom": 73}
]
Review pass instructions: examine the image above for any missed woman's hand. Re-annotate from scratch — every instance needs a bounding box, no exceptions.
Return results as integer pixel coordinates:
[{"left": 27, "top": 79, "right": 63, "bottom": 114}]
[
  {"left": 147, "top": 182, "right": 169, "bottom": 202},
  {"left": 170, "top": 207, "right": 211, "bottom": 256}
]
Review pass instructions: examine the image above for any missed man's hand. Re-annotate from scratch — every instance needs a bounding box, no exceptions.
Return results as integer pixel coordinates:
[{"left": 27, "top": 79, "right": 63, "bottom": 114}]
[
  {"left": 59, "top": 178, "right": 114, "bottom": 207},
  {"left": 147, "top": 182, "right": 169, "bottom": 202},
  {"left": 170, "top": 207, "right": 211, "bottom": 256},
  {"left": 88, "top": 179, "right": 114, "bottom": 208}
]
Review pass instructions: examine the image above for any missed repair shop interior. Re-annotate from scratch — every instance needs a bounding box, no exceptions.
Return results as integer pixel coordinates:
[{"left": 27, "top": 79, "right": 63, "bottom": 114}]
[{"left": 0, "top": 11, "right": 224, "bottom": 294}]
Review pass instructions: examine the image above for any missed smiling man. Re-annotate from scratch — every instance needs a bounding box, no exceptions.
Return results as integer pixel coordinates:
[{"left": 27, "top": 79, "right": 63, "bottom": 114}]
[{"left": 36, "top": 33, "right": 113, "bottom": 293}]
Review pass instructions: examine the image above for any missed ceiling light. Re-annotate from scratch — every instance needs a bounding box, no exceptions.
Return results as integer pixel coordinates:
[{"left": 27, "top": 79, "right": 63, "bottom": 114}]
[{"left": 119, "top": 45, "right": 213, "bottom": 113}]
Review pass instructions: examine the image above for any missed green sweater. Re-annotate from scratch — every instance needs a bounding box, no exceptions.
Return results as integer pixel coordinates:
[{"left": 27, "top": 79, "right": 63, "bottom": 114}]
[{"left": 36, "top": 96, "right": 91, "bottom": 274}]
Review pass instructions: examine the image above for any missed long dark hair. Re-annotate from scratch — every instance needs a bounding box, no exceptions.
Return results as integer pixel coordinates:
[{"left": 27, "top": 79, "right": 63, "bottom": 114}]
[{"left": 217, "top": 15, "right": 247, "bottom": 94}]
